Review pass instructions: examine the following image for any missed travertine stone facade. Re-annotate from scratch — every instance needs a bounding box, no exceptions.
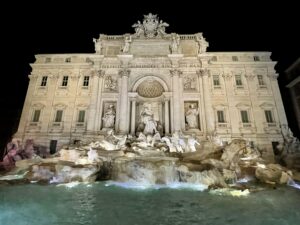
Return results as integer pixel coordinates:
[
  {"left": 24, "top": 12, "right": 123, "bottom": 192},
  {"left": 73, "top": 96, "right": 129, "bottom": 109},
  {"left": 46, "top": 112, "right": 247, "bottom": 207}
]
[{"left": 15, "top": 14, "right": 288, "bottom": 158}]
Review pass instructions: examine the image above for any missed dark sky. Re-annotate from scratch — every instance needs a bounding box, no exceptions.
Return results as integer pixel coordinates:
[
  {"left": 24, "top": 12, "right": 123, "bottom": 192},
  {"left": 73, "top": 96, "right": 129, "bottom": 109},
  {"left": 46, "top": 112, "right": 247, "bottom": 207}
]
[{"left": 1, "top": 1, "right": 299, "bottom": 151}]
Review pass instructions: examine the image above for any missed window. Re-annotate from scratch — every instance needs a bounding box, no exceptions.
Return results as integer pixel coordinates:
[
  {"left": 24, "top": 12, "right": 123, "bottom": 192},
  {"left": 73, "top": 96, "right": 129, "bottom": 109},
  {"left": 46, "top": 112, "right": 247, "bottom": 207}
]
[
  {"left": 217, "top": 110, "right": 225, "bottom": 123},
  {"left": 32, "top": 110, "right": 41, "bottom": 122},
  {"left": 40, "top": 76, "right": 48, "bottom": 86},
  {"left": 65, "top": 57, "right": 71, "bottom": 63},
  {"left": 232, "top": 56, "right": 238, "bottom": 61},
  {"left": 55, "top": 110, "right": 63, "bottom": 122},
  {"left": 254, "top": 56, "right": 260, "bottom": 61},
  {"left": 257, "top": 75, "right": 265, "bottom": 86},
  {"left": 83, "top": 76, "right": 89, "bottom": 87},
  {"left": 213, "top": 75, "right": 220, "bottom": 86},
  {"left": 78, "top": 110, "right": 85, "bottom": 122},
  {"left": 235, "top": 75, "right": 243, "bottom": 86},
  {"left": 45, "top": 58, "right": 51, "bottom": 63},
  {"left": 62, "top": 76, "right": 68, "bottom": 86},
  {"left": 241, "top": 110, "right": 249, "bottom": 123},
  {"left": 264, "top": 110, "right": 274, "bottom": 123}
]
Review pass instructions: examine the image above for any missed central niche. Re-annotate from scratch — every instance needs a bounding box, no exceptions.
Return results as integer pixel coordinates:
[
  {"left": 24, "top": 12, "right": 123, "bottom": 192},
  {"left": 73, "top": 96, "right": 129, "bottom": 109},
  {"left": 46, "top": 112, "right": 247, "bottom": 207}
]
[{"left": 137, "top": 79, "right": 164, "bottom": 98}]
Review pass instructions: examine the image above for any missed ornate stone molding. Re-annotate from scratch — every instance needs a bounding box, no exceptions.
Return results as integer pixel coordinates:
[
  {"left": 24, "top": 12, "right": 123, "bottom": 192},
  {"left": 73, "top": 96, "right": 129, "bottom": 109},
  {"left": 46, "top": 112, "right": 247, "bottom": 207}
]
[
  {"left": 267, "top": 73, "right": 279, "bottom": 80},
  {"left": 118, "top": 68, "right": 131, "bottom": 77},
  {"left": 245, "top": 73, "right": 256, "bottom": 81},
  {"left": 222, "top": 73, "right": 232, "bottom": 80},
  {"left": 132, "top": 13, "right": 169, "bottom": 38},
  {"left": 170, "top": 69, "right": 182, "bottom": 77}
]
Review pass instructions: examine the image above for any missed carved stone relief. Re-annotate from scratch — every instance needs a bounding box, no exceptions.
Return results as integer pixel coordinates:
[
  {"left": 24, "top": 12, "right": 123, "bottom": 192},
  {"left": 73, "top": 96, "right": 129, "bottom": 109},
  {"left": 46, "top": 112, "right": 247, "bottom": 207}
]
[
  {"left": 104, "top": 75, "right": 118, "bottom": 92},
  {"left": 183, "top": 75, "right": 197, "bottom": 91}
]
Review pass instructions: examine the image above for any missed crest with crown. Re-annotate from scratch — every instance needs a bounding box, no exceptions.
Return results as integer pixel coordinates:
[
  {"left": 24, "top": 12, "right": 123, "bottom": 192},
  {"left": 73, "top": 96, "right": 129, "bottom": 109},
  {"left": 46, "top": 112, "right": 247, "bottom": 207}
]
[{"left": 132, "top": 13, "right": 169, "bottom": 38}]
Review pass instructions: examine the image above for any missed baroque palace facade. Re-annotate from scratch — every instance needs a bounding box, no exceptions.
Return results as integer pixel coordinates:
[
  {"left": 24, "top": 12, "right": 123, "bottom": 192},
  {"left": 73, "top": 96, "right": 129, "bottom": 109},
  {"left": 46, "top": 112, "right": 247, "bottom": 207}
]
[{"left": 15, "top": 14, "right": 288, "bottom": 157}]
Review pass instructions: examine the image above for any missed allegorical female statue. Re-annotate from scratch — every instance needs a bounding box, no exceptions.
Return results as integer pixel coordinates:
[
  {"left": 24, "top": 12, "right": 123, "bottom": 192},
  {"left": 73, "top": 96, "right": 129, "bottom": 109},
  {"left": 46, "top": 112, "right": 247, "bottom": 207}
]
[
  {"left": 185, "top": 104, "right": 199, "bottom": 129},
  {"left": 102, "top": 105, "right": 116, "bottom": 129}
]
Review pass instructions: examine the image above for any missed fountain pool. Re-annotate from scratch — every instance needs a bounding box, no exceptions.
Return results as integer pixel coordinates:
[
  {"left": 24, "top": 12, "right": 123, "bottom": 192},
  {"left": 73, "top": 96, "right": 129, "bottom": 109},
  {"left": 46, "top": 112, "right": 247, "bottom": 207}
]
[{"left": 1, "top": 183, "right": 300, "bottom": 225}]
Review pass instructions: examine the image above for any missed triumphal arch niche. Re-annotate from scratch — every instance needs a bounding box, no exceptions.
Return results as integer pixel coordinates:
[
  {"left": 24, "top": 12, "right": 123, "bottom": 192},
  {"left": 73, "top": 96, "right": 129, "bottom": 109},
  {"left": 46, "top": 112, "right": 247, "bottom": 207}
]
[{"left": 16, "top": 12, "right": 287, "bottom": 156}]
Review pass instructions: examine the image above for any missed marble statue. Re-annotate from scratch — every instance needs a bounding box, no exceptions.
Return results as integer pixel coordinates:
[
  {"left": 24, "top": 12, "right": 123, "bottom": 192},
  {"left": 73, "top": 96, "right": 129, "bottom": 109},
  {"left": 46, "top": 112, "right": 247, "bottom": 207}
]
[
  {"left": 93, "top": 38, "right": 103, "bottom": 54},
  {"left": 185, "top": 104, "right": 198, "bottom": 129},
  {"left": 140, "top": 103, "right": 157, "bottom": 135},
  {"left": 187, "top": 136, "right": 200, "bottom": 152},
  {"left": 132, "top": 20, "right": 144, "bottom": 37},
  {"left": 195, "top": 33, "right": 209, "bottom": 54},
  {"left": 122, "top": 36, "right": 132, "bottom": 53},
  {"left": 157, "top": 20, "right": 169, "bottom": 36},
  {"left": 170, "top": 34, "right": 180, "bottom": 54},
  {"left": 102, "top": 105, "right": 116, "bottom": 129}
]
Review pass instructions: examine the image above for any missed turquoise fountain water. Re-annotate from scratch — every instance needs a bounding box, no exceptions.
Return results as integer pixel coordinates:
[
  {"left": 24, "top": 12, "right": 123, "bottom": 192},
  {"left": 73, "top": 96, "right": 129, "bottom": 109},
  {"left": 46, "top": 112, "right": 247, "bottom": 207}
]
[{"left": 1, "top": 183, "right": 300, "bottom": 225}]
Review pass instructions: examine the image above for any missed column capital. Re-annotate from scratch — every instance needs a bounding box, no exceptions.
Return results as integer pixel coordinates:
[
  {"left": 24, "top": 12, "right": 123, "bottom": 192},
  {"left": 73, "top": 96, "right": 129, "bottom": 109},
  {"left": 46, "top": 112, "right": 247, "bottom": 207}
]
[
  {"left": 196, "top": 68, "right": 210, "bottom": 77},
  {"left": 119, "top": 68, "right": 131, "bottom": 77},
  {"left": 92, "top": 69, "right": 105, "bottom": 78},
  {"left": 170, "top": 69, "right": 182, "bottom": 77},
  {"left": 245, "top": 73, "right": 256, "bottom": 81}
]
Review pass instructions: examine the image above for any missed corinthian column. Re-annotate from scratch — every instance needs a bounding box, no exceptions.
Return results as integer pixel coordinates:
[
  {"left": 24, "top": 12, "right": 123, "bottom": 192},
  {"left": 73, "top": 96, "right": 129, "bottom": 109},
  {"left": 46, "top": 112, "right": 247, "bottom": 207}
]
[
  {"left": 170, "top": 69, "right": 182, "bottom": 132},
  {"left": 118, "top": 68, "right": 130, "bottom": 133},
  {"left": 87, "top": 70, "right": 105, "bottom": 132},
  {"left": 164, "top": 97, "right": 170, "bottom": 134},
  {"left": 130, "top": 98, "right": 136, "bottom": 135},
  {"left": 197, "top": 69, "right": 214, "bottom": 132}
]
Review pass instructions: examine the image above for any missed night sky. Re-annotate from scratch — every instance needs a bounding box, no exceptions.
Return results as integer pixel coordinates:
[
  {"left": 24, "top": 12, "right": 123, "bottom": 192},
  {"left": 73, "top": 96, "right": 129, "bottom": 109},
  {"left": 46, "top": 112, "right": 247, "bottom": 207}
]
[{"left": 1, "top": 1, "right": 299, "bottom": 153}]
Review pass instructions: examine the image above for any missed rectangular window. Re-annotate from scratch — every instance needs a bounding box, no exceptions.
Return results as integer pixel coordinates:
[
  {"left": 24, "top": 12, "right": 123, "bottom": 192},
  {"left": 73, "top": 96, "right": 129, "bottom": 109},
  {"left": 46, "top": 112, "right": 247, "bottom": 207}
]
[
  {"left": 55, "top": 110, "right": 63, "bottom": 122},
  {"left": 235, "top": 75, "right": 243, "bottom": 86},
  {"left": 83, "top": 76, "right": 89, "bottom": 87},
  {"left": 78, "top": 110, "right": 85, "bottom": 122},
  {"left": 254, "top": 56, "right": 260, "bottom": 61},
  {"left": 241, "top": 110, "right": 249, "bottom": 123},
  {"left": 265, "top": 110, "right": 274, "bottom": 123},
  {"left": 257, "top": 75, "right": 265, "bottom": 86},
  {"left": 32, "top": 110, "right": 41, "bottom": 122},
  {"left": 232, "top": 56, "right": 238, "bottom": 61},
  {"left": 62, "top": 76, "right": 68, "bottom": 86},
  {"left": 40, "top": 76, "right": 48, "bottom": 86},
  {"left": 217, "top": 110, "right": 225, "bottom": 123},
  {"left": 213, "top": 75, "right": 220, "bottom": 86}
]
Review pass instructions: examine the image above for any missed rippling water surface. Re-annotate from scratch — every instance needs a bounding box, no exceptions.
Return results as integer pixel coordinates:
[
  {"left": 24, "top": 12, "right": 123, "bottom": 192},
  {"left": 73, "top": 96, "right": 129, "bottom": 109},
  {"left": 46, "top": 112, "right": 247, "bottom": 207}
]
[{"left": 1, "top": 182, "right": 300, "bottom": 225}]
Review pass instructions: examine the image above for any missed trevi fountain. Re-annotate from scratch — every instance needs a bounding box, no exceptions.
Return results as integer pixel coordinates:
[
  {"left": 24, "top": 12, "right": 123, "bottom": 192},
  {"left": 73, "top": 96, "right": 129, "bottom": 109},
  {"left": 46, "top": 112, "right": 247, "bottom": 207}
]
[{"left": 1, "top": 13, "right": 300, "bottom": 225}]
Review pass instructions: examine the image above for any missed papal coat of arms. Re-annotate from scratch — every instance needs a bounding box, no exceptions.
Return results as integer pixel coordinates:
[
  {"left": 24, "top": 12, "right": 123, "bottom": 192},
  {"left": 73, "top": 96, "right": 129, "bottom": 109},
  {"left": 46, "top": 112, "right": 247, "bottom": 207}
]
[{"left": 132, "top": 13, "right": 169, "bottom": 38}]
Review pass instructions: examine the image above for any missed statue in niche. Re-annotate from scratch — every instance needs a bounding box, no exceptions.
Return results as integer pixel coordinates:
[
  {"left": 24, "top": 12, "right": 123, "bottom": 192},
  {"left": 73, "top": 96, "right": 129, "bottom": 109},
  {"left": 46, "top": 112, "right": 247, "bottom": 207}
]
[
  {"left": 170, "top": 34, "right": 180, "bottom": 54},
  {"left": 140, "top": 103, "right": 158, "bottom": 135},
  {"left": 122, "top": 35, "right": 132, "bottom": 53},
  {"left": 104, "top": 76, "right": 117, "bottom": 91},
  {"left": 102, "top": 105, "right": 116, "bottom": 129},
  {"left": 185, "top": 104, "right": 199, "bottom": 129}
]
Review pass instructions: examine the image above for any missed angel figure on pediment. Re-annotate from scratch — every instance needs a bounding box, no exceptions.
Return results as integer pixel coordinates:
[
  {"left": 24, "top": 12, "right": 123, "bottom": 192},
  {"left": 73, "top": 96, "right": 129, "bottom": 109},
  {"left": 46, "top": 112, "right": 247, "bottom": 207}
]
[{"left": 132, "top": 21, "right": 144, "bottom": 37}]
